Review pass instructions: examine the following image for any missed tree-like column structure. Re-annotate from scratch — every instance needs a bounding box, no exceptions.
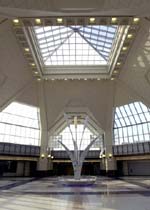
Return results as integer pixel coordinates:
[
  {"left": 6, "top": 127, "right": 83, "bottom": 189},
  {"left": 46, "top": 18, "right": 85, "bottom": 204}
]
[{"left": 58, "top": 114, "right": 99, "bottom": 180}]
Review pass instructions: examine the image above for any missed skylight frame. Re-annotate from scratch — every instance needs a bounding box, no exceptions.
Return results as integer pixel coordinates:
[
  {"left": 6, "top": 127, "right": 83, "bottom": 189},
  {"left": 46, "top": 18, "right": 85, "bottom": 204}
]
[
  {"left": 33, "top": 25, "right": 118, "bottom": 67},
  {"left": 27, "top": 24, "right": 127, "bottom": 78},
  {"left": 17, "top": 16, "right": 139, "bottom": 80}
]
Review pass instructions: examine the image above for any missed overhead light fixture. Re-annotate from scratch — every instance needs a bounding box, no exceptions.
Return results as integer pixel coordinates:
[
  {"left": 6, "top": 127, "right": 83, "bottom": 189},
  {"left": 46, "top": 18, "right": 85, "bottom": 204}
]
[
  {"left": 108, "top": 153, "right": 112, "bottom": 158},
  {"left": 37, "top": 78, "right": 41, "bottom": 81},
  {"left": 13, "top": 19, "right": 19, "bottom": 24},
  {"left": 111, "top": 77, "right": 115, "bottom": 81},
  {"left": 31, "top": 63, "right": 35, "bottom": 67},
  {"left": 35, "top": 18, "right": 41, "bottom": 24},
  {"left": 133, "top": 17, "right": 140, "bottom": 23},
  {"left": 84, "top": 78, "right": 87, "bottom": 81},
  {"left": 117, "top": 62, "right": 121, "bottom": 66},
  {"left": 99, "top": 155, "right": 102, "bottom": 159},
  {"left": 51, "top": 156, "right": 54, "bottom": 159},
  {"left": 41, "top": 153, "right": 45, "bottom": 158},
  {"left": 34, "top": 71, "right": 38, "bottom": 74},
  {"left": 24, "top": 48, "right": 30, "bottom": 52},
  {"left": 113, "top": 70, "right": 118, "bottom": 74},
  {"left": 89, "top": 17, "right": 95, "bottom": 23},
  {"left": 102, "top": 154, "right": 106, "bottom": 158},
  {"left": 57, "top": 18, "right": 63, "bottom": 23},
  {"left": 127, "top": 34, "right": 133, "bottom": 39},
  {"left": 97, "top": 78, "right": 101, "bottom": 80},
  {"left": 51, "top": 78, "right": 55, "bottom": 81},
  {"left": 122, "top": 46, "right": 127, "bottom": 51},
  {"left": 64, "top": 78, "right": 68, "bottom": 81},
  {"left": 111, "top": 17, "right": 117, "bottom": 23},
  {"left": 47, "top": 154, "right": 51, "bottom": 158}
]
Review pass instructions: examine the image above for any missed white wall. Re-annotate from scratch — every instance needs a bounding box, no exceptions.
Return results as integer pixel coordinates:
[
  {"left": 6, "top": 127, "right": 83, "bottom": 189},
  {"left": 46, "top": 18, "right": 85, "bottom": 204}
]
[
  {"left": 0, "top": 20, "right": 33, "bottom": 111},
  {"left": 115, "top": 19, "right": 150, "bottom": 108},
  {"left": 43, "top": 80, "right": 115, "bottom": 131}
]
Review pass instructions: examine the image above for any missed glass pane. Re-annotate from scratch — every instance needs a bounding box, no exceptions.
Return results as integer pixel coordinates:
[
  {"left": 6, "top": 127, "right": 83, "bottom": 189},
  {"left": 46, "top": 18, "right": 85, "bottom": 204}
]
[
  {"left": 0, "top": 102, "right": 40, "bottom": 146},
  {"left": 113, "top": 101, "right": 150, "bottom": 145}
]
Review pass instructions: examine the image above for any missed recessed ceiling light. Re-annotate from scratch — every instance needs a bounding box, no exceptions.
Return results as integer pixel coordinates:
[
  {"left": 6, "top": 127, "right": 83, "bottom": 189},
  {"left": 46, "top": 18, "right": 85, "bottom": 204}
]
[
  {"left": 31, "top": 63, "right": 35, "bottom": 67},
  {"left": 122, "top": 46, "right": 127, "bottom": 51},
  {"left": 89, "top": 17, "right": 95, "bottom": 23},
  {"left": 133, "top": 17, "right": 140, "bottom": 23},
  {"left": 34, "top": 71, "right": 38, "bottom": 74},
  {"left": 117, "top": 62, "right": 121, "bottom": 66},
  {"left": 24, "top": 48, "right": 30, "bottom": 52},
  {"left": 51, "top": 78, "right": 55, "bottom": 81},
  {"left": 111, "top": 78, "right": 115, "bottom": 81},
  {"left": 108, "top": 153, "right": 112, "bottom": 158},
  {"left": 127, "top": 34, "right": 133, "bottom": 39},
  {"left": 64, "top": 78, "right": 68, "bottom": 81},
  {"left": 57, "top": 18, "right": 63, "bottom": 23},
  {"left": 84, "top": 78, "right": 87, "bottom": 80},
  {"left": 13, "top": 19, "right": 19, "bottom": 24},
  {"left": 97, "top": 78, "right": 101, "bottom": 80},
  {"left": 35, "top": 18, "right": 41, "bottom": 24},
  {"left": 37, "top": 78, "right": 41, "bottom": 81},
  {"left": 113, "top": 70, "right": 118, "bottom": 74},
  {"left": 41, "top": 153, "right": 45, "bottom": 158},
  {"left": 111, "top": 17, "right": 117, "bottom": 23}
]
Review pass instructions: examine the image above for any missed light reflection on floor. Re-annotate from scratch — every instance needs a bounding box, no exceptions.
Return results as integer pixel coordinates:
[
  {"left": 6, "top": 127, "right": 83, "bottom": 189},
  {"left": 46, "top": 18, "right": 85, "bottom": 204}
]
[{"left": 0, "top": 177, "right": 150, "bottom": 210}]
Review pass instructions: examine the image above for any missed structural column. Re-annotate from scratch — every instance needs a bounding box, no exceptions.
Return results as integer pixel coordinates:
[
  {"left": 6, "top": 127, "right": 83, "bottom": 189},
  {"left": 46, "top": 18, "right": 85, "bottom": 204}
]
[
  {"left": 101, "top": 84, "right": 117, "bottom": 176},
  {"left": 37, "top": 81, "right": 50, "bottom": 174},
  {"left": 16, "top": 161, "right": 24, "bottom": 176}
]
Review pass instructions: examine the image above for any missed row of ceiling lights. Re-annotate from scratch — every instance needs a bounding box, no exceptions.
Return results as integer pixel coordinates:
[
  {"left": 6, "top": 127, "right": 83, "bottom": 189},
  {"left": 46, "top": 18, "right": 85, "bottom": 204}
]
[
  {"left": 13, "top": 17, "right": 140, "bottom": 25},
  {"left": 13, "top": 16, "right": 140, "bottom": 81},
  {"left": 22, "top": 28, "right": 136, "bottom": 82}
]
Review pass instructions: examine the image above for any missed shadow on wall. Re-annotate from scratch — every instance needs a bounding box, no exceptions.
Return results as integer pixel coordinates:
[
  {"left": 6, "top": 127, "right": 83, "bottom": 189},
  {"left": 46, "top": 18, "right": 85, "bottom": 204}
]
[{"left": 123, "top": 19, "right": 150, "bottom": 88}]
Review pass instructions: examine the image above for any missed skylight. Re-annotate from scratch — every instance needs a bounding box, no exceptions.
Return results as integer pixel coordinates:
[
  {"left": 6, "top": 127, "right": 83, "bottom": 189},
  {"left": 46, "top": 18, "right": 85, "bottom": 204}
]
[{"left": 34, "top": 25, "right": 117, "bottom": 66}]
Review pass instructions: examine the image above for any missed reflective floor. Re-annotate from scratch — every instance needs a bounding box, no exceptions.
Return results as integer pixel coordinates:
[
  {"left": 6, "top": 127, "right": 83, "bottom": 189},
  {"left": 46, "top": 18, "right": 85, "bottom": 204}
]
[{"left": 0, "top": 176, "right": 150, "bottom": 210}]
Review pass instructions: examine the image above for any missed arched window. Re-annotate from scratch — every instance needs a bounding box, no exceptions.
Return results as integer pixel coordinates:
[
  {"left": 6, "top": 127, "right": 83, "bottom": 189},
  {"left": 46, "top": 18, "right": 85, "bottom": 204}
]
[
  {"left": 114, "top": 102, "right": 150, "bottom": 145},
  {"left": 0, "top": 102, "right": 40, "bottom": 146}
]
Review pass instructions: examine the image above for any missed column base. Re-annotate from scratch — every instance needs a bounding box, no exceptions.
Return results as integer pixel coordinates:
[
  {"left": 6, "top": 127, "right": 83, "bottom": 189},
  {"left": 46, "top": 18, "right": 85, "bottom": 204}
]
[
  {"left": 100, "top": 170, "right": 117, "bottom": 177},
  {"left": 35, "top": 170, "right": 53, "bottom": 177}
]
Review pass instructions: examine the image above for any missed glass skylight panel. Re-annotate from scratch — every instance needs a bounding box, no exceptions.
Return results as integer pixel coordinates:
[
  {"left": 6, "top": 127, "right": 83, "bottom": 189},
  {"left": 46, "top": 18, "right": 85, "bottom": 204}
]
[
  {"left": 114, "top": 102, "right": 150, "bottom": 145},
  {"left": 34, "top": 25, "right": 117, "bottom": 66}
]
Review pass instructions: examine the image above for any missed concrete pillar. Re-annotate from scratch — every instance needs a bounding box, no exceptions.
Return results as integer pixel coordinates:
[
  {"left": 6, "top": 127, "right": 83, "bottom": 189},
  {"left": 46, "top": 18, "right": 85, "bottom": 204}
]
[
  {"left": 24, "top": 162, "right": 30, "bottom": 176},
  {"left": 101, "top": 84, "right": 117, "bottom": 176},
  {"left": 104, "top": 129, "right": 117, "bottom": 175},
  {"left": 16, "top": 161, "right": 24, "bottom": 176},
  {"left": 123, "top": 161, "right": 129, "bottom": 176},
  {"left": 37, "top": 81, "right": 49, "bottom": 173}
]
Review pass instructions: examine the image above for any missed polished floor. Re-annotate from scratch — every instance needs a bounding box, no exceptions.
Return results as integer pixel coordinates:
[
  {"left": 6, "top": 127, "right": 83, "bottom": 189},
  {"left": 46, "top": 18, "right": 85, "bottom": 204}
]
[{"left": 0, "top": 176, "right": 150, "bottom": 210}]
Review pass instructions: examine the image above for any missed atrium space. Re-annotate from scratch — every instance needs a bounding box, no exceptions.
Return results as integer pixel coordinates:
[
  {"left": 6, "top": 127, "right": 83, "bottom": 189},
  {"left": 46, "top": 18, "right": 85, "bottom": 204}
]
[{"left": 0, "top": 0, "right": 150, "bottom": 210}]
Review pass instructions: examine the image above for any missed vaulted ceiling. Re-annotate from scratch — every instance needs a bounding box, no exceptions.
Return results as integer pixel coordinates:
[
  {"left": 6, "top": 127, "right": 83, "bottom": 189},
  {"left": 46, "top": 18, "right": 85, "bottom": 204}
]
[{"left": 0, "top": 0, "right": 150, "bottom": 129}]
